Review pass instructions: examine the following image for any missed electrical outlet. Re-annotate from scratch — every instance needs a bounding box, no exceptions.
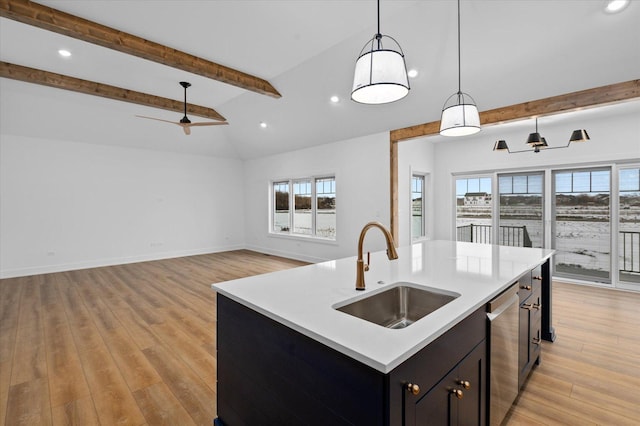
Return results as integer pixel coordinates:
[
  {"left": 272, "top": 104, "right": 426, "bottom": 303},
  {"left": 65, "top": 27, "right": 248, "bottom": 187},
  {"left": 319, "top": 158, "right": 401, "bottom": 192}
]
[{"left": 47, "top": 251, "right": 55, "bottom": 256}]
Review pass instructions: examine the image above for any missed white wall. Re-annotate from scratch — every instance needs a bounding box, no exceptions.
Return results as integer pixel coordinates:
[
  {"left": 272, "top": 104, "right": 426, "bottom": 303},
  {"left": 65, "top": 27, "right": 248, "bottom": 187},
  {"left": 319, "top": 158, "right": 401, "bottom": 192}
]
[
  {"left": 397, "top": 138, "right": 435, "bottom": 247},
  {"left": 0, "top": 135, "right": 245, "bottom": 278},
  {"left": 243, "top": 132, "right": 392, "bottom": 263},
  {"left": 2, "top": 104, "right": 637, "bottom": 278},
  {"left": 428, "top": 103, "right": 640, "bottom": 241}
]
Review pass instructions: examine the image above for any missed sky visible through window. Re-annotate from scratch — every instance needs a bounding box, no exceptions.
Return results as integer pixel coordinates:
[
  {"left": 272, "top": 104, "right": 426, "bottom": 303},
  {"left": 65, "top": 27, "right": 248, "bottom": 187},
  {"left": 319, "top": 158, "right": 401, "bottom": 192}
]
[
  {"left": 620, "top": 168, "right": 640, "bottom": 193},
  {"left": 555, "top": 170, "right": 610, "bottom": 193},
  {"left": 456, "top": 177, "right": 491, "bottom": 196}
]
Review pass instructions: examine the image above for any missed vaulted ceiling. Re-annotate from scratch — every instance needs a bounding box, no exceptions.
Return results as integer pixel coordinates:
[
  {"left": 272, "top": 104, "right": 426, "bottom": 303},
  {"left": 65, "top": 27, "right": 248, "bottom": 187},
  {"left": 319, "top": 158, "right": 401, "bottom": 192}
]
[{"left": 1, "top": 1, "right": 639, "bottom": 159}]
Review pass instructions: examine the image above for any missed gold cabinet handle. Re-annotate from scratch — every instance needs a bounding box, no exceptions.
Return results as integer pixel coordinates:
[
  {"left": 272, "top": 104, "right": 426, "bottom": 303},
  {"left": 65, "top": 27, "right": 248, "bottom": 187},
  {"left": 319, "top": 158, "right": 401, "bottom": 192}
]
[
  {"left": 532, "top": 275, "right": 542, "bottom": 281},
  {"left": 451, "top": 389, "right": 464, "bottom": 399},
  {"left": 532, "top": 303, "right": 541, "bottom": 310},
  {"left": 532, "top": 337, "right": 541, "bottom": 345},
  {"left": 522, "top": 303, "right": 533, "bottom": 310},
  {"left": 520, "top": 285, "right": 532, "bottom": 291},
  {"left": 458, "top": 380, "right": 471, "bottom": 390},
  {"left": 406, "top": 383, "right": 420, "bottom": 395}
]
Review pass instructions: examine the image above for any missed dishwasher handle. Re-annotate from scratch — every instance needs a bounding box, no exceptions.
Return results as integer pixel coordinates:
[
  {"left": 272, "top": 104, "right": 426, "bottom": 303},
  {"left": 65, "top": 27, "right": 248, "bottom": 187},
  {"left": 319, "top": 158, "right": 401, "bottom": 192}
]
[{"left": 487, "top": 283, "right": 519, "bottom": 314}]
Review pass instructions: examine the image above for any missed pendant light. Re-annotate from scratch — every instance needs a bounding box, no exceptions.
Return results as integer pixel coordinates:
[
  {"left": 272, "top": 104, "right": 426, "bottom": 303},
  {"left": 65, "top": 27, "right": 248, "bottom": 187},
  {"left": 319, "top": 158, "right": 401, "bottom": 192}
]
[
  {"left": 351, "top": 0, "right": 410, "bottom": 105},
  {"left": 569, "top": 129, "right": 590, "bottom": 143},
  {"left": 439, "top": 0, "right": 480, "bottom": 136},
  {"left": 526, "top": 118, "right": 545, "bottom": 148},
  {"left": 493, "top": 117, "right": 590, "bottom": 154}
]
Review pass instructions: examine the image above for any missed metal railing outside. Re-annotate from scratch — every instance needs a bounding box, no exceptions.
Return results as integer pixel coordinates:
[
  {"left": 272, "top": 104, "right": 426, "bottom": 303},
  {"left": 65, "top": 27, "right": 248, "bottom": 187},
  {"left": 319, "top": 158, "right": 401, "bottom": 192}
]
[
  {"left": 620, "top": 230, "right": 640, "bottom": 273},
  {"left": 457, "top": 224, "right": 533, "bottom": 248}
]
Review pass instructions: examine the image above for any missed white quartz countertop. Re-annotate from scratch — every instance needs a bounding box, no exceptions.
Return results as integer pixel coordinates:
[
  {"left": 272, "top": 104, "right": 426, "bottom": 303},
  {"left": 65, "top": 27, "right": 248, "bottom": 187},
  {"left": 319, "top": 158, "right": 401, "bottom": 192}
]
[{"left": 213, "top": 240, "right": 554, "bottom": 373}]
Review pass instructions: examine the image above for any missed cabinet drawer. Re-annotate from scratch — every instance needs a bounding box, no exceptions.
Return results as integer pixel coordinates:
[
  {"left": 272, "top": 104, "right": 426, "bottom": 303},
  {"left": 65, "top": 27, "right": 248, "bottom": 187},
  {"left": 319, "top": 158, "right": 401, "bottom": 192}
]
[
  {"left": 518, "top": 273, "right": 533, "bottom": 303},
  {"left": 531, "top": 265, "right": 543, "bottom": 292}
]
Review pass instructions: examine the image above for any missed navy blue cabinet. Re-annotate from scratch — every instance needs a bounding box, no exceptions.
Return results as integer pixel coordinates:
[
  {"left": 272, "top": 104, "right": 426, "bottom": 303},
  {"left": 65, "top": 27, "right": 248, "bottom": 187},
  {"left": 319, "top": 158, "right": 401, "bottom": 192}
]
[{"left": 216, "top": 295, "right": 486, "bottom": 426}]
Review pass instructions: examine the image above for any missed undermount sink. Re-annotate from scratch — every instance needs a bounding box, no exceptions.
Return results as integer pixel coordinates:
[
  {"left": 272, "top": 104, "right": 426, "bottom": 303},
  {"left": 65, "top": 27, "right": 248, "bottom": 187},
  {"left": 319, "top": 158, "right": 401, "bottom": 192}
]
[{"left": 334, "top": 283, "right": 460, "bottom": 329}]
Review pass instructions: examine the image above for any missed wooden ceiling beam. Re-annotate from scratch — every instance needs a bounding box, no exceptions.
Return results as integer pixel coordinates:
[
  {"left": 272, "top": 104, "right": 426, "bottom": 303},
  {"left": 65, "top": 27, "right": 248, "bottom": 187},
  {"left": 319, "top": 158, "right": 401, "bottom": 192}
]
[
  {"left": 389, "top": 78, "right": 640, "bottom": 243},
  {"left": 0, "top": 0, "right": 281, "bottom": 98},
  {"left": 0, "top": 61, "right": 227, "bottom": 121},
  {"left": 390, "top": 79, "right": 640, "bottom": 142}
]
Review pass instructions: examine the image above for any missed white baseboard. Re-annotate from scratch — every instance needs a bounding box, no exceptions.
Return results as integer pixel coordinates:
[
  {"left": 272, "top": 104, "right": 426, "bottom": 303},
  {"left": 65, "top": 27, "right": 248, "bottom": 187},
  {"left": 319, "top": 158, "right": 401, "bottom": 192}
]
[
  {"left": 0, "top": 244, "right": 244, "bottom": 279},
  {"left": 243, "top": 244, "right": 328, "bottom": 264}
]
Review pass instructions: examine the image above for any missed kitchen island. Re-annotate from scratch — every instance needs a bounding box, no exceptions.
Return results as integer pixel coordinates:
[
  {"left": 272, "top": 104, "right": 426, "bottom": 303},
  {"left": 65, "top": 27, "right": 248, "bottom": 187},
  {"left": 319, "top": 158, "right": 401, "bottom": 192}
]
[{"left": 213, "top": 240, "right": 554, "bottom": 425}]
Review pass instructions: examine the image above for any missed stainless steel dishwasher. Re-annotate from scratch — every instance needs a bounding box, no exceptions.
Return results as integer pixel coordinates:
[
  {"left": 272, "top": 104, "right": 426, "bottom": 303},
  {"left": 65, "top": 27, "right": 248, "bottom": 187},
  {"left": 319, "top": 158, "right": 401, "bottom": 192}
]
[{"left": 487, "top": 283, "right": 519, "bottom": 426}]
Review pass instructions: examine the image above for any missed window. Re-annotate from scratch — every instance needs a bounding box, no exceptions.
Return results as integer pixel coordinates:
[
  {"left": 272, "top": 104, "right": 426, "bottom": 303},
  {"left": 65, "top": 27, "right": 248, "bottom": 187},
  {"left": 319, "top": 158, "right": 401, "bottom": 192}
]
[
  {"left": 619, "top": 167, "right": 640, "bottom": 284},
  {"left": 316, "top": 177, "right": 336, "bottom": 238},
  {"left": 553, "top": 168, "right": 611, "bottom": 282},
  {"left": 272, "top": 176, "right": 336, "bottom": 239},
  {"left": 273, "top": 181, "right": 290, "bottom": 232},
  {"left": 498, "top": 173, "right": 544, "bottom": 248},
  {"left": 455, "top": 176, "right": 493, "bottom": 244},
  {"left": 411, "top": 175, "right": 425, "bottom": 240},
  {"left": 293, "top": 180, "right": 312, "bottom": 235}
]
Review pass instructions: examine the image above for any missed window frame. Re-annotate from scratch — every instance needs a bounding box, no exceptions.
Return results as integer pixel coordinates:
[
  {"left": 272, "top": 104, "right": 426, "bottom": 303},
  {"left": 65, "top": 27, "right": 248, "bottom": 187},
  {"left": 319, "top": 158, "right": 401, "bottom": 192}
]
[
  {"left": 270, "top": 175, "right": 336, "bottom": 241},
  {"left": 411, "top": 173, "right": 427, "bottom": 241},
  {"left": 453, "top": 174, "right": 494, "bottom": 243}
]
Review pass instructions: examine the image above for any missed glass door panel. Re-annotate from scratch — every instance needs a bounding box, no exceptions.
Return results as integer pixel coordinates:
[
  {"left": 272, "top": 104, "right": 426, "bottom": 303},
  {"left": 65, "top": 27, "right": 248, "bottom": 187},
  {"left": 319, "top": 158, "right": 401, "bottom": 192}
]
[
  {"left": 412, "top": 175, "right": 425, "bottom": 240},
  {"left": 498, "top": 173, "right": 543, "bottom": 248},
  {"left": 552, "top": 168, "right": 611, "bottom": 283},
  {"left": 619, "top": 167, "right": 640, "bottom": 284},
  {"left": 455, "top": 177, "right": 492, "bottom": 244}
]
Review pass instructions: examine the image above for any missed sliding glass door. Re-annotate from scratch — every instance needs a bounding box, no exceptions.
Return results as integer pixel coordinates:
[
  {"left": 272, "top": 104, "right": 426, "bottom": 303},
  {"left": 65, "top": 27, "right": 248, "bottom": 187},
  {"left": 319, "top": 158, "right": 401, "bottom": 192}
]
[
  {"left": 498, "top": 173, "right": 544, "bottom": 248},
  {"left": 619, "top": 166, "right": 640, "bottom": 285},
  {"left": 455, "top": 176, "right": 492, "bottom": 244},
  {"left": 552, "top": 168, "right": 611, "bottom": 283}
]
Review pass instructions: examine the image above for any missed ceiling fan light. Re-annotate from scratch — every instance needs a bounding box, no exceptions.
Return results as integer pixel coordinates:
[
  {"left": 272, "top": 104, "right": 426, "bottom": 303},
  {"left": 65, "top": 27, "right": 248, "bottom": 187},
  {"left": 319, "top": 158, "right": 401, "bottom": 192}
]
[
  {"left": 439, "top": 96, "right": 481, "bottom": 137},
  {"left": 351, "top": 39, "right": 409, "bottom": 104},
  {"left": 569, "top": 129, "right": 590, "bottom": 143},
  {"left": 493, "top": 140, "right": 509, "bottom": 151}
]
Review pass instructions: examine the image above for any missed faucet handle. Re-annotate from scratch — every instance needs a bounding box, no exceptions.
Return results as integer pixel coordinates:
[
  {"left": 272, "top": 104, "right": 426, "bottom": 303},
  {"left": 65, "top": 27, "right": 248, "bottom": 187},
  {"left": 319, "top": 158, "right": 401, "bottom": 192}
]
[{"left": 364, "top": 252, "right": 370, "bottom": 271}]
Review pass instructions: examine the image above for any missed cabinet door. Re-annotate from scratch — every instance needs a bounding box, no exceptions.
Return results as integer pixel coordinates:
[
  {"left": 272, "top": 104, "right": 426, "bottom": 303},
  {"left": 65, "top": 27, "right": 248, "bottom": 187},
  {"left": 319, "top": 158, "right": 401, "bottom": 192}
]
[
  {"left": 519, "top": 288, "right": 542, "bottom": 388},
  {"left": 457, "top": 341, "right": 486, "bottom": 426},
  {"left": 413, "top": 341, "right": 486, "bottom": 426},
  {"left": 529, "top": 292, "right": 542, "bottom": 365},
  {"left": 414, "top": 372, "right": 455, "bottom": 425},
  {"left": 518, "top": 300, "right": 532, "bottom": 386}
]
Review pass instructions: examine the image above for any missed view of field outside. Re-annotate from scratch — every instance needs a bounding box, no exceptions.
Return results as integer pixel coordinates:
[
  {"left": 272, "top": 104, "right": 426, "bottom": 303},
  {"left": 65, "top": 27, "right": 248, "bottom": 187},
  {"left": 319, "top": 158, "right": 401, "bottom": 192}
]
[
  {"left": 619, "top": 168, "right": 640, "bottom": 283},
  {"left": 456, "top": 177, "right": 492, "bottom": 243},
  {"left": 553, "top": 169, "right": 611, "bottom": 281},
  {"left": 456, "top": 169, "right": 640, "bottom": 285},
  {"left": 411, "top": 175, "right": 424, "bottom": 240},
  {"left": 499, "top": 174, "right": 543, "bottom": 248},
  {"left": 273, "top": 177, "right": 336, "bottom": 239}
]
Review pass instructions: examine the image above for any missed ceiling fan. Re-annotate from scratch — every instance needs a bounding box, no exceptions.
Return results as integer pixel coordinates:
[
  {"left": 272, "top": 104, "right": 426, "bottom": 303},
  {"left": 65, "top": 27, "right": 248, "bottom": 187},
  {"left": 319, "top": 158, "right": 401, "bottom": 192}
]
[{"left": 136, "top": 81, "right": 228, "bottom": 135}]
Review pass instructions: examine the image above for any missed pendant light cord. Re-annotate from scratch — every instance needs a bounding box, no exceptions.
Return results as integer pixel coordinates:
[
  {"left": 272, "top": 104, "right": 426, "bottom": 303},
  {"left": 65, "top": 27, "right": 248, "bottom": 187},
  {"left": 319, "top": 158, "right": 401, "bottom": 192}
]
[
  {"left": 457, "top": 0, "right": 462, "bottom": 94},
  {"left": 376, "top": 0, "right": 382, "bottom": 48},
  {"left": 377, "top": 0, "right": 381, "bottom": 35}
]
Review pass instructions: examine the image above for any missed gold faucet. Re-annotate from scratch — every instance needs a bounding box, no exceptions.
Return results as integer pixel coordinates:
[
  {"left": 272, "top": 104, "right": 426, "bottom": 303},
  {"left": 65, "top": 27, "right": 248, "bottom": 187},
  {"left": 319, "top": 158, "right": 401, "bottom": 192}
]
[{"left": 356, "top": 221, "right": 399, "bottom": 291}]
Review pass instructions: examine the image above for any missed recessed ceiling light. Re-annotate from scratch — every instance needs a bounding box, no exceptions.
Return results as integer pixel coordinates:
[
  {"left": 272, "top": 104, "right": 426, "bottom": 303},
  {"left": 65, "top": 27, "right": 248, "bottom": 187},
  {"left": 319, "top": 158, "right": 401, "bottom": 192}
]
[
  {"left": 407, "top": 69, "right": 418, "bottom": 78},
  {"left": 58, "top": 49, "right": 72, "bottom": 57},
  {"left": 260, "top": 122, "right": 267, "bottom": 128},
  {"left": 330, "top": 95, "right": 340, "bottom": 103},
  {"left": 604, "top": 0, "right": 629, "bottom": 13}
]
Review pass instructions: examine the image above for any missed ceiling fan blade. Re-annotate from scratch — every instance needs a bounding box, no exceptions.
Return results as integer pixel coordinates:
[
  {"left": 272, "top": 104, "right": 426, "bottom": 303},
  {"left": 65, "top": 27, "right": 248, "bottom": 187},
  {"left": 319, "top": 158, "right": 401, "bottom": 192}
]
[
  {"left": 135, "top": 115, "right": 179, "bottom": 125},
  {"left": 186, "top": 121, "right": 229, "bottom": 127}
]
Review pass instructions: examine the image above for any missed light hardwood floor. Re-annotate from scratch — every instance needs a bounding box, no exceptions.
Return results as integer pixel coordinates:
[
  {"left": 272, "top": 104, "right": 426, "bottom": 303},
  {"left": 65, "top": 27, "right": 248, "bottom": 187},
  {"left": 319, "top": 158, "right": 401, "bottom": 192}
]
[
  {"left": 1, "top": 252, "right": 639, "bottom": 425},
  {"left": 0, "top": 250, "right": 307, "bottom": 426}
]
